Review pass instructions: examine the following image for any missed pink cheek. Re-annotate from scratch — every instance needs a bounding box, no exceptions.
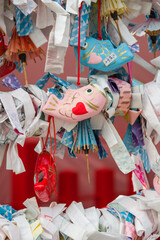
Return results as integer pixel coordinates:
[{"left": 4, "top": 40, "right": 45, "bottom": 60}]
[{"left": 88, "top": 52, "right": 102, "bottom": 64}]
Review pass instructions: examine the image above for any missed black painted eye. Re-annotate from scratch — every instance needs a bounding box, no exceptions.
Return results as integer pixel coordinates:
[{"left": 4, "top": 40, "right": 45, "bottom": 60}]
[
  {"left": 81, "top": 42, "right": 89, "bottom": 50},
  {"left": 84, "top": 88, "right": 93, "bottom": 95}
]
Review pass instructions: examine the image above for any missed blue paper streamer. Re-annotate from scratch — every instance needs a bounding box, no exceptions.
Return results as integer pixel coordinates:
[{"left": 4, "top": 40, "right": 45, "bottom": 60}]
[
  {"left": 70, "top": 2, "right": 91, "bottom": 47},
  {"left": 94, "top": 130, "right": 108, "bottom": 159},
  {"left": 15, "top": 7, "right": 34, "bottom": 36},
  {"left": 0, "top": 205, "right": 16, "bottom": 221}
]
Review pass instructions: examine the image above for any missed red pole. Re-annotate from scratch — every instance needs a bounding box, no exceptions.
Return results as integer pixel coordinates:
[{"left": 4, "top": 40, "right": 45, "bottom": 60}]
[
  {"left": 58, "top": 170, "right": 78, "bottom": 206},
  {"left": 95, "top": 168, "right": 115, "bottom": 208},
  {"left": 11, "top": 138, "right": 39, "bottom": 209}
]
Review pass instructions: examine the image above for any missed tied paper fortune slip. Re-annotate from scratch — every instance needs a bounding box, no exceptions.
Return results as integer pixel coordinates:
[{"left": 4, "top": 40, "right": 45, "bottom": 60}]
[{"left": 14, "top": 0, "right": 37, "bottom": 16}]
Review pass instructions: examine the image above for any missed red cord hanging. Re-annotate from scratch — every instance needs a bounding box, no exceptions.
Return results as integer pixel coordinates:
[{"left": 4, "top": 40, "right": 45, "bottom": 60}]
[
  {"left": 98, "top": 0, "right": 102, "bottom": 40},
  {"left": 77, "top": 2, "right": 83, "bottom": 86},
  {"left": 41, "top": 115, "right": 51, "bottom": 151}
]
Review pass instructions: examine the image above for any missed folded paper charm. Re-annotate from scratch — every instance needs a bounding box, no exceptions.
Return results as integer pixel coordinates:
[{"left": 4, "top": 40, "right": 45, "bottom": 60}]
[
  {"left": 42, "top": 82, "right": 110, "bottom": 122},
  {"left": 74, "top": 37, "right": 134, "bottom": 72}
]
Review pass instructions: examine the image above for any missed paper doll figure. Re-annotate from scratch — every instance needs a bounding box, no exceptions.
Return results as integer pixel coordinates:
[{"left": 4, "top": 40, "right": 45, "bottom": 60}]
[
  {"left": 74, "top": 37, "right": 134, "bottom": 72},
  {"left": 42, "top": 81, "right": 111, "bottom": 123}
]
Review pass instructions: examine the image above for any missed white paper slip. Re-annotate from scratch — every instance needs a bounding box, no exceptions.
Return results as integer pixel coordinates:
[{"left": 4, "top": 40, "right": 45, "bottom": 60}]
[
  {"left": 85, "top": 207, "right": 100, "bottom": 231},
  {"left": 6, "top": 141, "right": 26, "bottom": 174},
  {"left": 142, "top": 93, "right": 160, "bottom": 135},
  {"left": 134, "top": 54, "right": 157, "bottom": 75},
  {"left": 102, "top": 119, "right": 135, "bottom": 174},
  {"left": 54, "top": 14, "right": 70, "bottom": 47},
  {"left": 130, "top": 93, "right": 143, "bottom": 109},
  {"left": 141, "top": 1, "right": 152, "bottom": 15},
  {"left": 23, "top": 197, "right": 40, "bottom": 220},
  {"left": 113, "top": 196, "right": 153, "bottom": 238},
  {"left": 100, "top": 209, "right": 121, "bottom": 234},
  {"left": 42, "top": 0, "right": 68, "bottom": 14},
  {"left": 12, "top": 0, "right": 27, "bottom": 5},
  {"left": 13, "top": 215, "right": 33, "bottom": 240},
  {"left": 36, "top": 0, "right": 54, "bottom": 29},
  {"left": 101, "top": 118, "right": 118, "bottom": 148},
  {"left": 41, "top": 204, "right": 66, "bottom": 219},
  {"left": 87, "top": 232, "right": 126, "bottom": 240},
  {"left": 29, "top": 27, "right": 47, "bottom": 48},
  {"left": 91, "top": 113, "right": 105, "bottom": 130},
  {"left": 0, "top": 93, "right": 24, "bottom": 135},
  {"left": 39, "top": 217, "right": 58, "bottom": 235},
  {"left": 151, "top": 55, "right": 160, "bottom": 69},
  {"left": 103, "top": 53, "right": 117, "bottom": 67},
  {"left": 11, "top": 88, "right": 35, "bottom": 131},
  {"left": 145, "top": 82, "right": 160, "bottom": 118},
  {"left": 67, "top": 76, "right": 89, "bottom": 85},
  {"left": 45, "top": 24, "right": 67, "bottom": 74},
  {"left": 66, "top": 202, "right": 96, "bottom": 235},
  {"left": 54, "top": 215, "right": 85, "bottom": 240},
  {"left": 111, "top": 17, "right": 137, "bottom": 46}
]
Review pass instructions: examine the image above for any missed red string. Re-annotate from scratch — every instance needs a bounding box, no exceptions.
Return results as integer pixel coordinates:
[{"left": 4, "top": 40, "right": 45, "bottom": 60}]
[
  {"left": 49, "top": 125, "right": 52, "bottom": 160},
  {"left": 41, "top": 116, "right": 51, "bottom": 151},
  {"left": 52, "top": 117, "right": 57, "bottom": 159},
  {"left": 98, "top": 0, "right": 102, "bottom": 40},
  {"left": 51, "top": 117, "right": 57, "bottom": 195},
  {"left": 40, "top": 116, "right": 57, "bottom": 195},
  {"left": 41, "top": 116, "right": 57, "bottom": 160},
  {"left": 77, "top": 2, "right": 83, "bottom": 86}
]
